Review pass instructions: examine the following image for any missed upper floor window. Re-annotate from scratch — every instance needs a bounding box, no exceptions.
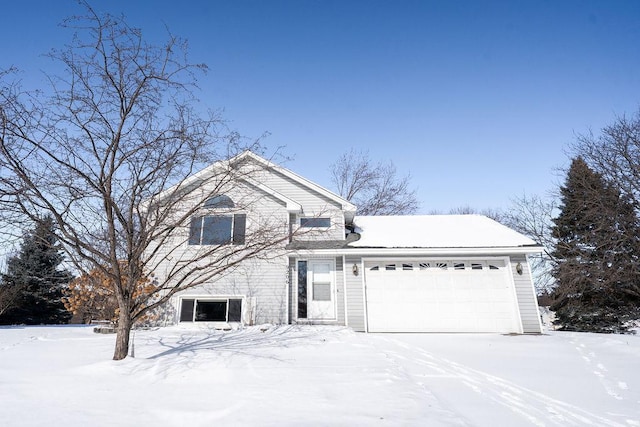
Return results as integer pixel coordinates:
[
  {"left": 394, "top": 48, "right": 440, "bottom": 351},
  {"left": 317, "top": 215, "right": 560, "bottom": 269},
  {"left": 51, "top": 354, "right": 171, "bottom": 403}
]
[
  {"left": 203, "top": 195, "right": 235, "bottom": 209},
  {"left": 189, "top": 214, "right": 246, "bottom": 245},
  {"left": 300, "top": 217, "right": 331, "bottom": 228}
]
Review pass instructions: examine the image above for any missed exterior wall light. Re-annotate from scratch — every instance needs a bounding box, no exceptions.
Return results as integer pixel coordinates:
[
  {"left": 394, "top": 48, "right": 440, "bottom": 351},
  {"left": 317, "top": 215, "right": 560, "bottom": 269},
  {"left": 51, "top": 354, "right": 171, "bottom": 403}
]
[
  {"left": 352, "top": 264, "right": 359, "bottom": 276},
  {"left": 516, "top": 262, "right": 523, "bottom": 275}
]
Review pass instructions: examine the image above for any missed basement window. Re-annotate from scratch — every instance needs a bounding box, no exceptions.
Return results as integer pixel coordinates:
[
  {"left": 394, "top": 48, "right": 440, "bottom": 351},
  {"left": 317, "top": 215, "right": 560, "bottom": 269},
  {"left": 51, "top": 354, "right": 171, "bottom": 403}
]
[{"left": 180, "top": 298, "right": 243, "bottom": 322}]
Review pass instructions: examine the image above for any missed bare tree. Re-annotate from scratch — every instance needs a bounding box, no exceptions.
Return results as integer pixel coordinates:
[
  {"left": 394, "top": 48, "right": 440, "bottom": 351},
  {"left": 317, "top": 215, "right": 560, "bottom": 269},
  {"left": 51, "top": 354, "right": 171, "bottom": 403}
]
[
  {"left": 447, "top": 205, "right": 504, "bottom": 222},
  {"left": 572, "top": 110, "right": 640, "bottom": 211},
  {"left": 330, "top": 149, "right": 419, "bottom": 216},
  {"left": 502, "top": 194, "right": 558, "bottom": 294},
  {"left": 0, "top": 5, "right": 293, "bottom": 359}
]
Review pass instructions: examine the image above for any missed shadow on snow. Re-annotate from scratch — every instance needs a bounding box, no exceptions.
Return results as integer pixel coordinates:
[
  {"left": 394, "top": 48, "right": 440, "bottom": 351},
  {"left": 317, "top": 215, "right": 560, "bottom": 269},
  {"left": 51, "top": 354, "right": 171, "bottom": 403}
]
[{"left": 145, "top": 324, "right": 345, "bottom": 361}]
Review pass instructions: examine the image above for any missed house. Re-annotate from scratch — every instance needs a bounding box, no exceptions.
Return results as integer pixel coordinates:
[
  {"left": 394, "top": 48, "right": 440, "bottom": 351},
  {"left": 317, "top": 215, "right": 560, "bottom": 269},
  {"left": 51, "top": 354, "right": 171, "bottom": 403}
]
[{"left": 158, "top": 151, "right": 543, "bottom": 334}]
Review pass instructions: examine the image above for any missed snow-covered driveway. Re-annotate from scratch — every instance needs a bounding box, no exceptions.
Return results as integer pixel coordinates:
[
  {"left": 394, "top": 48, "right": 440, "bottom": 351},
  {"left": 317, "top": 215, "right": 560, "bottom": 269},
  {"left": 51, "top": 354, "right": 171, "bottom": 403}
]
[{"left": 0, "top": 325, "right": 638, "bottom": 426}]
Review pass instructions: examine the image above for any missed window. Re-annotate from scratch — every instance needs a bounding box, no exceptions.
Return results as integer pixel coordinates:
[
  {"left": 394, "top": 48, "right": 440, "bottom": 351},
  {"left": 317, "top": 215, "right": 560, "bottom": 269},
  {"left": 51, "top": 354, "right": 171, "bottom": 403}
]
[
  {"left": 300, "top": 217, "right": 331, "bottom": 228},
  {"left": 180, "top": 299, "right": 195, "bottom": 322},
  {"left": 203, "top": 195, "right": 234, "bottom": 209},
  {"left": 228, "top": 299, "right": 242, "bottom": 322},
  {"left": 385, "top": 264, "right": 396, "bottom": 271},
  {"left": 196, "top": 301, "right": 227, "bottom": 321},
  {"left": 180, "top": 298, "right": 243, "bottom": 322},
  {"left": 313, "top": 283, "right": 331, "bottom": 301},
  {"left": 189, "top": 214, "right": 246, "bottom": 245},
  {"left": 471, "top": 263, "right": 483, "bottom": 270},
  {"left": 297, "top": 261, "right": 308, "bottom": 318},
  {"left": 454, "top": 263, "right": 465, "bottom": 270}
]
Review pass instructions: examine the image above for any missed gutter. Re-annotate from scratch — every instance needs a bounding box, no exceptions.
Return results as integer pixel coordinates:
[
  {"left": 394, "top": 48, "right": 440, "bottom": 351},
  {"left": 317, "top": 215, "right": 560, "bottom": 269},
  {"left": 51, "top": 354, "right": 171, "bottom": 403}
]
[{"left": 289, "top": 245, "right": 545, "bottom": 257}]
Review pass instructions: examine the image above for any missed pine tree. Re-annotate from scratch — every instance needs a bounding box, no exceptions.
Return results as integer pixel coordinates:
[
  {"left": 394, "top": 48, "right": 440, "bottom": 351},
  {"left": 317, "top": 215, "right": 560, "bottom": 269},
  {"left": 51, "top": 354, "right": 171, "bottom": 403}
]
[
  {"left": 0, "top": 216, "right": 73, "bottom": 325},
  {"left": 551, "top": 157, "right": 640, "bottom": 332}
]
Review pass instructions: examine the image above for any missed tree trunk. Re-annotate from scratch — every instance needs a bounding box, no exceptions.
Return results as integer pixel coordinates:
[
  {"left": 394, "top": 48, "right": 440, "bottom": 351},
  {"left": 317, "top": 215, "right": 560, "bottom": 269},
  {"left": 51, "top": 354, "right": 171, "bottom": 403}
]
[{"left": 113, "top": 310, "right": 132, "bottom": 360}]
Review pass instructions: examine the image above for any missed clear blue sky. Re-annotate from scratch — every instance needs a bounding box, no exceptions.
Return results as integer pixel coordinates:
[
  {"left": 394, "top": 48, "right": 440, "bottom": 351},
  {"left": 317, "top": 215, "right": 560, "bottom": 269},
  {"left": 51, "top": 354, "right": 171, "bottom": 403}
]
[{"left": 2, "top": 0, "right": 640, "bottom": 213}]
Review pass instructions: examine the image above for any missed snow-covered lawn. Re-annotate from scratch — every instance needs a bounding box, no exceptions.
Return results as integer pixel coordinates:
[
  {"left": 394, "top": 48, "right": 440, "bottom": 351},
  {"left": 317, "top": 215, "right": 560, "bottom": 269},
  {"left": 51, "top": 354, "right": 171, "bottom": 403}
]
[{"left": 1, "top": 325, "right": 638, "bottom": 426}]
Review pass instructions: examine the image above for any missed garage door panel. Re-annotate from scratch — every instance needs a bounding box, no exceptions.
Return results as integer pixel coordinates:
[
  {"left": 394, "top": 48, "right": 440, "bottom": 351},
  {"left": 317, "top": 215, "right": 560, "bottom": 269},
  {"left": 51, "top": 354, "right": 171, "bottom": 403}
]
[{"left": 365, "top": 259, "right": 520, "bottom": 333}]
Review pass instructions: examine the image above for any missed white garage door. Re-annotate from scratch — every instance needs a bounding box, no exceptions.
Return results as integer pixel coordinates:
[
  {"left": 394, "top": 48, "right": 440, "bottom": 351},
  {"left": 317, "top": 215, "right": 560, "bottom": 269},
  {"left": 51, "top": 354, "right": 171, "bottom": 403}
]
[{"left": 365, "top": 259, "right": 520, "bottom": 333}]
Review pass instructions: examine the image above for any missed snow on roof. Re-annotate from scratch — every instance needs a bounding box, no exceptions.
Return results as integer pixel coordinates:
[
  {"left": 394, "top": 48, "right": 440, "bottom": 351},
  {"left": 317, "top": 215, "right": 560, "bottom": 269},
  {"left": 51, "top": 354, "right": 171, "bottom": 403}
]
[{"left": 350, "top": 215, "right": 538, "bottom": 248}]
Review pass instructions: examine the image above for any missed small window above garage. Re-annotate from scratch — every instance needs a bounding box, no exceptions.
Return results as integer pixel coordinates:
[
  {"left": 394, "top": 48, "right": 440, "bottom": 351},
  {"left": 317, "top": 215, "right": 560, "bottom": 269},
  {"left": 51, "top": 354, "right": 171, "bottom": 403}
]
[{"left": 300, "top": 217, "right": 331, "bottom": 228}]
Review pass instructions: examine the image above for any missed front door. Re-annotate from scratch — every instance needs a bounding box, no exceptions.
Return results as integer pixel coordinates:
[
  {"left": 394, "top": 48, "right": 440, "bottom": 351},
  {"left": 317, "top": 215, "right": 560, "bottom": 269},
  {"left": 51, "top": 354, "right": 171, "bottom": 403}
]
[{"left": 307, "top": 260, "right": 336, "bottom": 320}]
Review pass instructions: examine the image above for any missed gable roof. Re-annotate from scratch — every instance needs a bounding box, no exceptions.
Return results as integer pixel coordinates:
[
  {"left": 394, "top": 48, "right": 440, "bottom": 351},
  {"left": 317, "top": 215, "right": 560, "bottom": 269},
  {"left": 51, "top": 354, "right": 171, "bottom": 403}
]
[
  {"left": 234, "top": 151, "right": 357, "bottom": 216},
  {"left": 350, "top": 215, "right": 539, "bottom": 249},
  {"left": 148, "top": 151, "right": 356, "bottom": 218}
]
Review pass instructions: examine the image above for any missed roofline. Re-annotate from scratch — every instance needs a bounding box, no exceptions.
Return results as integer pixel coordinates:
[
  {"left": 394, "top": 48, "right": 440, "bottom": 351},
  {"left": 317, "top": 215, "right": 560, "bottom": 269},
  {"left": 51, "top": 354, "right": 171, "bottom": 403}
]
[
  {"left": 236, "top": 151, "right": 357, "bottom": 213},
  {"left": 288, "top": 245, "right": 545, "bottom": 257},
  {"left": 146, "top": 150, "right": 355, "bottom": 212}
]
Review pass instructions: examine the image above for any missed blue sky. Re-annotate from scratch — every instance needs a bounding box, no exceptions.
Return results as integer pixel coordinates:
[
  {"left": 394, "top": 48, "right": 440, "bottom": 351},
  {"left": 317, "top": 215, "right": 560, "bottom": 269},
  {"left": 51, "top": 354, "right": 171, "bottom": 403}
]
[{"left": 2, "top": 1, "right": 640, "bottom": 213}]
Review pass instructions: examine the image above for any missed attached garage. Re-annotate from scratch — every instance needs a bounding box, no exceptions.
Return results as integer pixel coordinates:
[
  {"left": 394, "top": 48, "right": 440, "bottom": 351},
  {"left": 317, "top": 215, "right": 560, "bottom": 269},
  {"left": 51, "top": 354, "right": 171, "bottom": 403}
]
[{"left": 364, "top": 258, "right": 521, "bottom": 333}]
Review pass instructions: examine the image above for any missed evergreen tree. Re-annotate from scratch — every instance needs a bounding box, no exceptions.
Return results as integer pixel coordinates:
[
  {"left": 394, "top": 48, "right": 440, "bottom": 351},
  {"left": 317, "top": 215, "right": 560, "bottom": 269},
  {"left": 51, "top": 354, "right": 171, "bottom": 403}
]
[
  {"left": 551, "top": 157, "right": 640, "bottom": 332},
  {"left": 0, "top": 216, "right": 73, "bottom": 325}
]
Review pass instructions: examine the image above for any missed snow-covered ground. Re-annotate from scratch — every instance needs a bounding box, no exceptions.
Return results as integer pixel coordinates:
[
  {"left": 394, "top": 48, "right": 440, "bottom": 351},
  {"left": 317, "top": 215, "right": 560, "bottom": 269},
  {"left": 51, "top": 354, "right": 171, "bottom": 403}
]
[{"left": 1, "top": 325, "right": 638, "bottom": 426}]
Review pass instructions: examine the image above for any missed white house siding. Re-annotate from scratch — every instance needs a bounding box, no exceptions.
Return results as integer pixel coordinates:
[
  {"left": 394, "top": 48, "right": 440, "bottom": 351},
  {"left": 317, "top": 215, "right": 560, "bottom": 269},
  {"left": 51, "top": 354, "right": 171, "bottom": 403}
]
[
  {"left": 151, "top": 187, "right": 289, "bottom": 274},
  {"left": 510, "top": 254, "right": 543, "bottom": 334},
  {"left": 249, "top": 166, "right": 346, "bottom": 241},
  {"left": 174, "top": 255, "right": 290, "bottom": 324},
  {"left": 344, "top": 255, "right": 366, "bottom": 331},
  {"left": 153, "top": 176, "right": 294, "bottom": 325}
]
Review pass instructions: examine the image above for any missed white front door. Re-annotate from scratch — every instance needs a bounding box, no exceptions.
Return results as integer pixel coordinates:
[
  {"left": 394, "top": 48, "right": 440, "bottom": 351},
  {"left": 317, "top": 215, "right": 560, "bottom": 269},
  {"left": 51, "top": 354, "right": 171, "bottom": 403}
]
[{"left": 307, "top": 260, "right": 336, "bottom": 320}]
